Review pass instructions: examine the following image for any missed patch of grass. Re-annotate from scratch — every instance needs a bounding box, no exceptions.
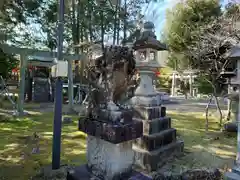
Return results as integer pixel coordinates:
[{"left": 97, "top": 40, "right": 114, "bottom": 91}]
[
  {"left": 0, "top": 113, "right": 86, "bottom": 180},
  {"left": 0, "top": 110, "right": 237, "bottom": 179},
  {"left": 162, "top": 111, "right": 236, "bottom": 173},
  {"left": 0, "top": 100, "right": 49, "bottom": 110}
]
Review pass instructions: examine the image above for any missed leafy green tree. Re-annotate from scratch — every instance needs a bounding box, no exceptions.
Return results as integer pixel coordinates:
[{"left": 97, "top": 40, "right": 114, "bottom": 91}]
[
  {"left": 225, "top": 2, "right": 240, "bottom": 18},
  {"left": 194, "top": 75, "right": 214, "bottom": 95},
  {"left": 156, "top": 67, "right": 172, "bottom": 93},
  {"left": 0, "top": 0, "right": 43, "bottom": 79},
  {"left": 163, "top": 1, "right": 240, "bottom": 129},
  {"left": 163, "top": 0, "right": 221, "bottom": 70},
  {"left": 0, "top": 50, "right": 18, "bottom": 79}
]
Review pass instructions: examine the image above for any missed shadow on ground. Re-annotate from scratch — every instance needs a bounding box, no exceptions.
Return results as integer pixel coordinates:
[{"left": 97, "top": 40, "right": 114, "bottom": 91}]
[{"left": 158, "top": 112, "right": 236, "bottom": 174}]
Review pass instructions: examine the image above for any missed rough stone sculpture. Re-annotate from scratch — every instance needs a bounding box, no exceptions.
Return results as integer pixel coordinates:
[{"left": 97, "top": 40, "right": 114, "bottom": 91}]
[
  {"left": 83, "top": 45, "right": 137, "bottom": 119},
  {"left": 70, "top": 45, "right": 144, "bottom": 180},
  {"left": 78, "top": 45, "right": 143, "bottom": 143}
]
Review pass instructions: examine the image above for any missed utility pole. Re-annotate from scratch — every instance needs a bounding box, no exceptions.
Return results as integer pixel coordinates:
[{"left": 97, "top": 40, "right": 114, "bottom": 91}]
[{"left": 52, "top": 0, "right": 64, "bottom": 170}]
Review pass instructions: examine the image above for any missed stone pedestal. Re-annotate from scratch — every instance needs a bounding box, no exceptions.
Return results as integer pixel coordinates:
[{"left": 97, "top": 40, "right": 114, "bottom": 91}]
[
  {"left": 133, "top": 109, "right": 184, "bottom": 171},
  {"left": 131, "top": 72, "right": 184, "bottom": 172},
  {"left": 87, "top": 136, "right": 134, "bottom": 179},
  {"left": 67, "top": 116, "right": 153, "bottom": 179}
]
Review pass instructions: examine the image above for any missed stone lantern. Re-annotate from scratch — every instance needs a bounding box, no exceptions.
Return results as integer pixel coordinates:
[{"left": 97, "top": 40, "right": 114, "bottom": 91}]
[
  {"left": 225, "top": 44, "right": 240, "bottom": 180},
  {"left": 133, "top": 22, "right": 166, "bottom": 98},
  {"left": 220, "top": 69, "right": 237, "bottom": 133},
  {"left": 131, "top": 21, "right": 184, "bottom": 172}
]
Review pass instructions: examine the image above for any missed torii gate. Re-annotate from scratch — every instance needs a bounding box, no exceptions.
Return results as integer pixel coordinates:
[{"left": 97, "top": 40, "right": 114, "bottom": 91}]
[{"left": 0, "top": 43, "right": 85, "bottom": 115}]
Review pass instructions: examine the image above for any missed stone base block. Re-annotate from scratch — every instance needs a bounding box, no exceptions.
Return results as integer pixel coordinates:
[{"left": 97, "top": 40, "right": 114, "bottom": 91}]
[
  {"left": 66, "top": 165, "right": 153, "bottom": 180},
  {"left": 133, "top": 140, "right": 184, "bottom": 172},
  {"left": 140, "top": 117, "right": 171, "bottom": 135},
  {"left": 134, "top": 128, "right": 176, "bottom": 151},
  {"left": 134, "top": 105, "right": 162, "bottom": 120},
  {"left": 78, "top": 118, "right": 142, "bottom": 144},
  {"left": 86, "top": 136, "right": 135, "bottom": 179}
]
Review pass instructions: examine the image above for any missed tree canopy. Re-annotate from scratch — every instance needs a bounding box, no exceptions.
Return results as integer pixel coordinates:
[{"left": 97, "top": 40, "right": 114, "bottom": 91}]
[
  {"left": 163, "top": 0, "right": 222, "bottom": 70},
  {"left": 0, "top": 0, "right": 156, "bottom": 79},
  {"left": 163, "top": 0, "right": 240, "bottom": 94}
]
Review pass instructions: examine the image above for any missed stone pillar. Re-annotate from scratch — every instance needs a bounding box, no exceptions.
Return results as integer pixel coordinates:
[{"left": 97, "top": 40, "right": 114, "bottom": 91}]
[
  {"left": 67, "top": 59, "right": 74, "bottom": 112},
  {"left": 18, "top": 54, "right": 27, "bottom": 115},
  {"left": 189, "top": 73, "right": 193, "bottom": 97},
  {"left": 232, "top": 97, "right": 238, "bottom": 123},
  {"left": 171, "top": 71, "right": 176, "bottom": 97}
]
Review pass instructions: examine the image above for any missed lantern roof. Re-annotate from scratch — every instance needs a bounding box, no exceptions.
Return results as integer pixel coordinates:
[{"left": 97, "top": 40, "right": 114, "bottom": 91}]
[{"left": 133, "top": 21, "right": 167, "bottom": 51}]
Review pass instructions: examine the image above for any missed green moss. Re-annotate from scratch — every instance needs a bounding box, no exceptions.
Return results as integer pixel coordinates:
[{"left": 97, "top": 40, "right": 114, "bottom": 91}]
[{"left": 0, "top": 113, "right": 86, "bottom": 180}]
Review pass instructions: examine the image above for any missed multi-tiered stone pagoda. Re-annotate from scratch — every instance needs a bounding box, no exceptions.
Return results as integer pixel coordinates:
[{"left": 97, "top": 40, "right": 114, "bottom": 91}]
[{"left": 131, "top": 21, "right": 184, "bottom": 172}]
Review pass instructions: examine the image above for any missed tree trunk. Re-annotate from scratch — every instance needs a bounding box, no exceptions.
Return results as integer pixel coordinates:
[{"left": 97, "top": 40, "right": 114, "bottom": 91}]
[
  {"left": 112, "top": 0, "right": 119, "bottom": 45},
  {"left": 205, "top": 78, "right": 223, "bottom": 130},
  {"left": 100, "top": 5, "right": 105, "bottom": 51},
  {"left": 87, "top": 1, "right": 93, "bottom": 42},
  {"left": 122, "top": 0, "right": 127, "bottom": 45},
  {"left": 205, "top": 94, "right": 213, "bottom": 132},
  {"left": 214, "top": 95, "right": 223, "bottom": 128},
  {"left": 116, "top": 0, "right": 121, "bottom": 45},
  {"left": 184, "top": 90, "right": 188, "bottom": 99},
  {"left": 226, "top": 83, "right": 232, "bottom": 122},
  {"left": 79, "top": 0, "right": 84, "bottom": 84},
  {"left": 71, "top": 0, "right": 80, "bottom": 82},
  {"left": 226, "top": 99, "right": 232, "bottom": 122},
  {"left": 72, "top": 0, "right": 80, "bottom": 52}
]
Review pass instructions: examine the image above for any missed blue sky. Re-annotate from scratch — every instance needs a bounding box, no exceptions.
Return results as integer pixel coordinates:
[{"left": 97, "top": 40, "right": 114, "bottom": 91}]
[{"left": 143, "top": 0, "right": 231, "bottom": 39}]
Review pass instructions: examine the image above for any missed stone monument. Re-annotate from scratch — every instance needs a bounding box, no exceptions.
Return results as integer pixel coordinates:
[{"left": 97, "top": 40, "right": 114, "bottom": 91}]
[
  {"left": 221, "top": 68, "right": 238, "bottom": 132},
  {"left": 32, "top": 68, "right": 51, "bottom": 102},
  {"left": 224, "top": 91, "right": 238, "bottom": 132},
  {"left": 67, "top": 45, "right": 150, "bottom": 179},
  {"left": 131, "top": 21, "right": 184, "bottom": 171},
  {"left": 28, "top": 56, "right": 57, "bottom": 102}
]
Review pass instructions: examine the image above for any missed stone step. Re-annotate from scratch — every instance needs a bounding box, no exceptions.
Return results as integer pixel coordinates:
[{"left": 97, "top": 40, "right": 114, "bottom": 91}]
[
  {"left": 134, "top": 128, "right": 176, "bottom": 151},
  {"left": 134, "top": 106, "right": 162, "bottom": 120},
  {"left": 141, "top": 117, "right": 171, "bottom": 135},
  {"left": 67, "top": 165, "right": 153, "bottom": 180},
  {"left": 133, "top": 140, "right": 184, "bottom": 172}
]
